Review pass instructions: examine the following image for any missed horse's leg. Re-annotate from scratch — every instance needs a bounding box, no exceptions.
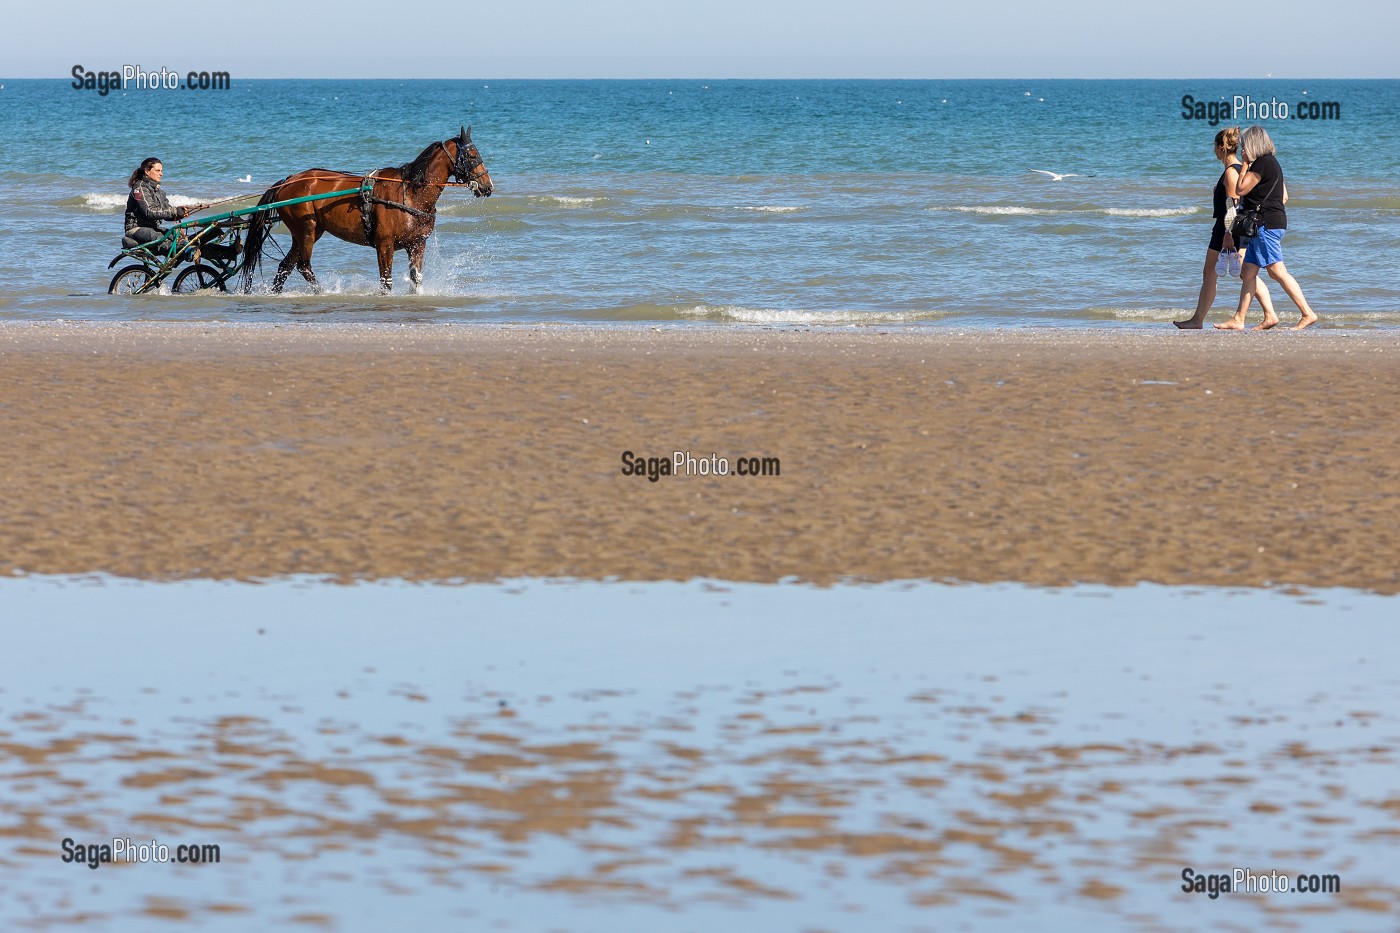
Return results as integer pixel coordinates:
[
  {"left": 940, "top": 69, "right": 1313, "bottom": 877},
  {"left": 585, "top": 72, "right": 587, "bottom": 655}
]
[
  {"left": 376, "top": 239, "right": 395, "bottom": 293},
  {"left": 267, "top": 209, "right": 302, "bottom": 294},
  {"left": 272, "top": 245, "right": 298, "bottom": 294},
  {"left": 406, "top": 238, "right": 426, "bottom": 293},
  {"left": 294, "top": 224, "right": 320, "bottom": 295}
]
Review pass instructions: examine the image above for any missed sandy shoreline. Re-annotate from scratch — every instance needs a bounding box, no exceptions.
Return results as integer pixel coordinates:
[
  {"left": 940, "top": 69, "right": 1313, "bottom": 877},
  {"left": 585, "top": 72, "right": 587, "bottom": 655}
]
[{"left": 2, "top": 322, "right": 1398, "bottom": 590}]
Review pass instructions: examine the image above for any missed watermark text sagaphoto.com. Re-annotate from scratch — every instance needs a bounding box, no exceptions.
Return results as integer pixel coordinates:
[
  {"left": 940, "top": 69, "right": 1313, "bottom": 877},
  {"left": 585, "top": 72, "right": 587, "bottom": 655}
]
[
  {"left": 71, "top": 65, "right": 231, "bottom": 96},
  {"left": 61, "top": 836, "right": 221, "bottom": 869},
  {"left": 620, "top": 450, "right": 781, "bottom": 482},
  {"left": 1180, "top": 94, "right": 1341, "bottom": 125},
  {"left": 1180, "top": 867, "right": 1342, "bottom": 899}
]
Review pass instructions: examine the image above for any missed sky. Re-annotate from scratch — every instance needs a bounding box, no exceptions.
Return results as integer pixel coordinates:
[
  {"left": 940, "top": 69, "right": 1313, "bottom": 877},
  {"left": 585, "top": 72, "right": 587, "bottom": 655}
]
[{"left": 5, "top": 0, "right": 1398, "bottom": 79}]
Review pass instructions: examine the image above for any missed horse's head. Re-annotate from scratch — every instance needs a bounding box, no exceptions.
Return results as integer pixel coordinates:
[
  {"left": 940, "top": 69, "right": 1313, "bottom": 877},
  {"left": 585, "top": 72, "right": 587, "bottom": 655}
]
[{"left": 450, "top": 126, "right": 492, "bottom": 197}]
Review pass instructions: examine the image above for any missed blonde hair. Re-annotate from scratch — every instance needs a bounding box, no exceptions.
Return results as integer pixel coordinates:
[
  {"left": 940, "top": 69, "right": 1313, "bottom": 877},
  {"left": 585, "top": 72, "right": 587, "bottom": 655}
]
[
  {"left": 1239, "top": 125, "right": 1276, "bottom": 162},
  {"left": 1214, "top": 126, "right": 1240, "bottom": 153}
]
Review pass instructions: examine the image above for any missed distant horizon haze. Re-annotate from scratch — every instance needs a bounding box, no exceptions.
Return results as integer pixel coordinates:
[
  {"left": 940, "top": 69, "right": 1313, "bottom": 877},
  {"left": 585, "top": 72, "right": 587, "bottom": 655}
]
[{"left": 7, "top": 0, "right": 1397, "bottom": 80}]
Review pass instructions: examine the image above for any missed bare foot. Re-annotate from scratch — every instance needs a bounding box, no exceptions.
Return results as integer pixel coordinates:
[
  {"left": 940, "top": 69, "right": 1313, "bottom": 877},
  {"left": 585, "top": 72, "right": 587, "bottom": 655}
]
[
  {"left": 1252, "top": 316, "right": 1281, "bottom": 331},
  {"left": 1174, "top": 319, "right": 1203, "bottom": 329},
  {"left": 1292, "top": 314, "right": 1319, "bottom": 330},
  {"left": 1213, "top": 320, "right": 1246, "bottom": 330}
]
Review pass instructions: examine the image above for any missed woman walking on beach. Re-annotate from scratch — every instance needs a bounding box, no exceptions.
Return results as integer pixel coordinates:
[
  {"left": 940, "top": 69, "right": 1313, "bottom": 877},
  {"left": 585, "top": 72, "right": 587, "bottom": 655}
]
[
  {"left": 1214, "top": 126, "right": 1318, "bottom": 330},
  {"left": 1175, "top": 126, "right": 1275, "bottom": 329}
]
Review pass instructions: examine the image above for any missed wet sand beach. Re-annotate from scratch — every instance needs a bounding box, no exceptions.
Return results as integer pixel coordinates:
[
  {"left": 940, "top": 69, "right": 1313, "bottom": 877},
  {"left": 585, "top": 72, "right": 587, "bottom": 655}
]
[
  {"left": 2, "top": 578, "right": 1398, "bottom": 932},
  {"left": 1, "top": 322, "right": 1398, "bottom": 591},
  {"left": 3, "top": 322, "right": 1399, "bottom": 932}
]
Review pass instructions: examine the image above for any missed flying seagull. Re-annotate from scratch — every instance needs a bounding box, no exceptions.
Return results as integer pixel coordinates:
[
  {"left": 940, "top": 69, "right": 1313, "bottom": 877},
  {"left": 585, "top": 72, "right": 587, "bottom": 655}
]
[{"left": 1031, "top": 170, "right": 1082, "bottom": 181}]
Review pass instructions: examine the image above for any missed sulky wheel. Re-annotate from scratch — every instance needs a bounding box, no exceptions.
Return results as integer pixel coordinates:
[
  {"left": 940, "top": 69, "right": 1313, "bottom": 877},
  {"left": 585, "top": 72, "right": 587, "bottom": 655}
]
[
  {"left": 172, "top": 263, "right": 229, "bottom": 294},
  {"left": 108, "top": 265, "right": 153, "bottom": 295}
]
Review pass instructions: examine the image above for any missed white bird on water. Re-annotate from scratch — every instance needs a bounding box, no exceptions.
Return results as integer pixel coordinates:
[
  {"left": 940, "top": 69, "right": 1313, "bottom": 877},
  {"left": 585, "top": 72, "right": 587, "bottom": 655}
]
[
  {"left": 237, "top": 174, "right": 252, "bottom": 183},
  {"left": 1031, "top": 169, "right": 1082, "bottom": 181}
]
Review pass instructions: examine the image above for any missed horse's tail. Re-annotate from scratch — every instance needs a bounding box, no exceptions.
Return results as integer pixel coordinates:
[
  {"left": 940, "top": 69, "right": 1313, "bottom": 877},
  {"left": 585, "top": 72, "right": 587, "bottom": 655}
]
[{"left": 240, "top": 180, "right": 286, "bottom": 293}]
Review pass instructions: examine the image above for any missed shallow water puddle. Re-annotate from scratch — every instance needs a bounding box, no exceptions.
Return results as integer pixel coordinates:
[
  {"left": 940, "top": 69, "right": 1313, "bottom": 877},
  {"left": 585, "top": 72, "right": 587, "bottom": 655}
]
[{"left": 1, "top": 579, "right": 1397, "bottom": 931}]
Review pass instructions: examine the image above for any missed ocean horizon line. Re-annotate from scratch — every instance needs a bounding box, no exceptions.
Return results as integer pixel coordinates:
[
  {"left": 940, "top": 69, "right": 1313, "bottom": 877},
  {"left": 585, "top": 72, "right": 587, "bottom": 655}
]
[{"left": 8, "top": 74, "right": 1400, "bottom": 82}]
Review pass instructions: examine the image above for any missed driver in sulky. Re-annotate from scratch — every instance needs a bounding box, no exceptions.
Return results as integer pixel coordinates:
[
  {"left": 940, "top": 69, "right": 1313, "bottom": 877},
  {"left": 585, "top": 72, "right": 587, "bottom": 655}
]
[{"left": 124, "top": 157, "right": 207, "bottom": 249}]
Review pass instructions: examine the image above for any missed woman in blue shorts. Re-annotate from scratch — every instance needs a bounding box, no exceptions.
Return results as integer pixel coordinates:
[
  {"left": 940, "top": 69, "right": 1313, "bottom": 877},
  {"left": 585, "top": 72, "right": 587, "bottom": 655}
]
[
  {"left": 1174, "top": 125, "right": 1275, "bottom": 328},
  {"left": 1215, "top": 126, "right": 1319, "bottom": 330}
]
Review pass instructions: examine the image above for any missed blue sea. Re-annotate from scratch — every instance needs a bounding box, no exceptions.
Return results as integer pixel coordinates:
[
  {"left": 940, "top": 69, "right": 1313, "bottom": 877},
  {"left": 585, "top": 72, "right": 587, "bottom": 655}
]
[{"left": 2, "top": 78, "right": 1398, "bottom": 326}]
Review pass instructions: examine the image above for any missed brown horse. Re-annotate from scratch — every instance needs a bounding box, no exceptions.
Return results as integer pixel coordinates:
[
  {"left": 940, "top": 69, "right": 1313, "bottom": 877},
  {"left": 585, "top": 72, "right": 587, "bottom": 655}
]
[{"left": 241, "top": 127, "right": 492, "bottom": 294}]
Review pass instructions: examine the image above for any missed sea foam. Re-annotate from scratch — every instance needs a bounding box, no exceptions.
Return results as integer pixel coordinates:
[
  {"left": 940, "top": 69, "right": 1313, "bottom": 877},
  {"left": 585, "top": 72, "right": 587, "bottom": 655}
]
[
  {"left": 680, "top": 305, "right": 946, "bottom": 325},
  {"left": 80, "top": 192, "right": 209, "bottom": 212}
]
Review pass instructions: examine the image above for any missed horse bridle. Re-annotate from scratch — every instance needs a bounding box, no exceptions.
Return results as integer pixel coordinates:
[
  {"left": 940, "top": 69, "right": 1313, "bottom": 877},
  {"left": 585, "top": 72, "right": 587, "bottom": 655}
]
[
  {"left": 445, "top": 136, "right": 486, "bottom": 192},
  {"left": 358, "top": 134, "right": 483, "bottom": 238}
]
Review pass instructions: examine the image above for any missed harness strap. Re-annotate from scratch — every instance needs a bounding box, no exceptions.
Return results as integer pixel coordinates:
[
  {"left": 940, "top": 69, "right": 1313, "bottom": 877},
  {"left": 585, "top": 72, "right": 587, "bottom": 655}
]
[
  {"left": 365, "top": 196, "right": 435, "bottom": 220},
  {"left": 358, "top": 172, "right": 435, "bottom": 241},
  {"left": 360, "top": 175, "right": 375, "bottom": 241}
]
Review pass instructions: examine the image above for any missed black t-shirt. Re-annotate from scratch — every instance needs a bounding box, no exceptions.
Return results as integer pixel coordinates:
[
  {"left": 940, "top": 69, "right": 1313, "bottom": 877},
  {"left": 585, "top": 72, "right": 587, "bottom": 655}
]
[
  {"left": 1213, "top": 162, "right": 1242, "bottom": 221},
  {"left": 1241, "top": 153, "right": 1287, "bottom": 230}
]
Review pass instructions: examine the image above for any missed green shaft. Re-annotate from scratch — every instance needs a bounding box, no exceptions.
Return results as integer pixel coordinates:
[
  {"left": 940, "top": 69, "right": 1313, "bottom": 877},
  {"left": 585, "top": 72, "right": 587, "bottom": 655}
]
[{"left": 175, "top": 183, "right": 372, "bottom": 228}]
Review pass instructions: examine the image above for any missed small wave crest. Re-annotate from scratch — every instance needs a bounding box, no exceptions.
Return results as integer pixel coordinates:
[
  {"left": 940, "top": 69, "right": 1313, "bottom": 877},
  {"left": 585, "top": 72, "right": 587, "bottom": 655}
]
[
  {"left": 740, "top": 206, "right": 806, "bottom": 214},
  {"left": 1084, "top": 306, "right": 1192, "bottom": 321},
  {"left": 933, "top": 205, "right": 1056, "bottom": 216},
  {"left": 930, "top": 205, "right": 1201, "bottom": 218},
  {"left": 679, "top": 305, "right": 948, "bottom": 325},
  {"left": 75, "top": 193, "right": 125, "bottom": 212},
  {"left": 74, "top": 192, "right": 208, "bottom": 212},
  {"left": 1102, "top": 207, "right": 1200, "bottom": 217},
  {"left": 546, "top": 195, "right": 606, "bottom": 207},
  {"left": 447, "top": 194, "right": 610, "bottom": 217},
  {"left": 502, "top": 195, "right": 607, "bottom": 209}
]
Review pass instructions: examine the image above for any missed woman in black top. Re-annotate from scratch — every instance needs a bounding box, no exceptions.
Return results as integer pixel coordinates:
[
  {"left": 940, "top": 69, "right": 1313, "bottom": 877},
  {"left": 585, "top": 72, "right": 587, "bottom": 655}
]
[
  {"left": 1175, "top": 126, "right": 1275, "bottom": 328},
  {"left": 1214, "top": 126, "right": 1318, "bottom": 330},
  {"left": 123, "top": 158, "right": 206, "bottom": 248}
]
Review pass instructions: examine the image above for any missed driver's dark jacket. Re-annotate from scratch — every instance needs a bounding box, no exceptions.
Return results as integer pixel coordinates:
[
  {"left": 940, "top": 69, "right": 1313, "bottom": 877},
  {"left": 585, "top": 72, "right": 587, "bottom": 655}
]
[{"left": 124, "top": 178, "right": 181, "bottom": 234}]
